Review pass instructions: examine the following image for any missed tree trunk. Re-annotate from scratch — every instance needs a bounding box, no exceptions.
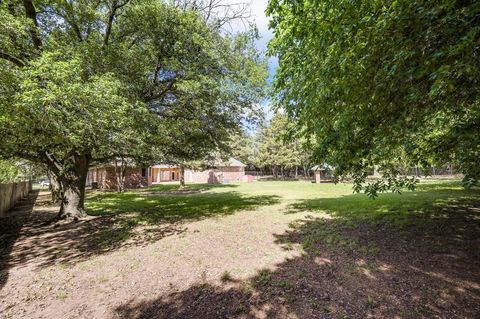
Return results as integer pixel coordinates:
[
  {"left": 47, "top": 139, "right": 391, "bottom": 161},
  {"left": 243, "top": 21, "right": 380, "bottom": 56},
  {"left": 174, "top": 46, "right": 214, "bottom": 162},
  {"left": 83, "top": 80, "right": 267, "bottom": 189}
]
[
  {"left": 179, "top": 165, "right": 185, "bottom": 188},
  {"left": 48, "top": 171, "right": 62, "bottom": 203},
  {"left": 373, "top": 165, "right": 380, "bottom": 177},
  {"left": 58, "top": 154, "right": 89, "bottom": 221},
  {"left": 114, "top": 159, "right": 126, "bottom": 192}
]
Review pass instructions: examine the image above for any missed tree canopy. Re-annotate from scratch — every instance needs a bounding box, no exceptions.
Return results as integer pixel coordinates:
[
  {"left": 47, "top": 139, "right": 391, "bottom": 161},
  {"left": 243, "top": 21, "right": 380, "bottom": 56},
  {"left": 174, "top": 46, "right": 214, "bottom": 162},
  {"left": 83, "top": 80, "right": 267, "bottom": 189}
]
[
  {"left": 0, "top": 0, "right": 267, "bottom": 218},
  {"left": 267, "top": 0, "right": 480, "bottom": 195},
  {"left": 255, "top": 114, "right": 301, "bottom": 176}
]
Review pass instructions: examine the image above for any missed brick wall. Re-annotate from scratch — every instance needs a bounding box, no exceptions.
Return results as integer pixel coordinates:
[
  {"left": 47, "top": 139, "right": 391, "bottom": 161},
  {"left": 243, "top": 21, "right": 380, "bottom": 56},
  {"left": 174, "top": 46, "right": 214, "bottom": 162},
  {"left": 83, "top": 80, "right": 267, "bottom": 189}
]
[
  {"left": 88, "top": 167, "right": 147, "bottom": 190},
  {"left": 88, "top": 165, "right": 245, "bottom": 189},
  {"left": 187, "top": 166, "right": 245, "bottom": 183}
]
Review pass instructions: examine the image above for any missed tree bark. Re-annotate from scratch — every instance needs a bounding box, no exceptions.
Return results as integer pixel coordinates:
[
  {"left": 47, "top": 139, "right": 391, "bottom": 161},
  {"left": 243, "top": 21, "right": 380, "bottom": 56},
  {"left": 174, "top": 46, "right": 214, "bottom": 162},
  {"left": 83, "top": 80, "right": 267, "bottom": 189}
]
[
  {"left": 23, "top": 0, "right": 42, "bottom": 50},
  {"left": 48, "top": 171, "right": 62, "bottom": 203},
  {"left": 58, "top": 154, "right": 89, "bottom": 221},
  {"left": 179, "top": 165, "right": 185, "bottom": 188},
  {"left": 114, "top": 159, "right": 126, "bottom": 192}
]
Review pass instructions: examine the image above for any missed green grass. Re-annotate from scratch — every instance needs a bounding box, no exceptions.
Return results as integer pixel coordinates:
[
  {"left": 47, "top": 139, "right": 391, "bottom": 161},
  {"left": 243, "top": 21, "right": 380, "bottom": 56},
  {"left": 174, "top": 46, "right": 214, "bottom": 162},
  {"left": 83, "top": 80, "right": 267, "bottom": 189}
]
[
  {"left": 288, "top": 181, "right": 480, "bottom": 229},
  {"left": 88, "top": 180, "right": 479, "bottom": 227},
  {"left": 86, "top": 181, "right": 480, "bottom": 228},
  {"left": 86, "top": 185, "right": 280, "bottom": 224},
  {"left": 84, "top": 180, "right": 479, "bottom": 252}
]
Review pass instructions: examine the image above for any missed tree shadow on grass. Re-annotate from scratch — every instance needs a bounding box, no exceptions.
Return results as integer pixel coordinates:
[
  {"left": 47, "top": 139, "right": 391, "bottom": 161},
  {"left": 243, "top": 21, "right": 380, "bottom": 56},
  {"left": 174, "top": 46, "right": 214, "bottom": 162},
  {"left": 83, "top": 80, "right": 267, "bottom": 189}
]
[
  {"left": 287, "top": 183, "right": 480, "bottom": 230},
  {"left": 86, "top": 189, "right": 278, "bottom": 224},
  {"left": 0, "top": 188, "right": 280, "bottom": 273},
  {"left": 142, "top": 183, "right": 238, "bottom": 192},
  {"left": 111, "top": 184, "right": 480, "bottom": 319}
]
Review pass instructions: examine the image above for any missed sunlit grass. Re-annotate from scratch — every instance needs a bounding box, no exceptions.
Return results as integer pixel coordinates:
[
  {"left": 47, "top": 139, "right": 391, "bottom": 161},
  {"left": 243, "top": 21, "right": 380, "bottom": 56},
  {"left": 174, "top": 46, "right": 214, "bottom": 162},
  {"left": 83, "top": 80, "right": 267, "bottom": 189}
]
[{"left": 85, "top": 179, "right": 479, "bottom": 251}]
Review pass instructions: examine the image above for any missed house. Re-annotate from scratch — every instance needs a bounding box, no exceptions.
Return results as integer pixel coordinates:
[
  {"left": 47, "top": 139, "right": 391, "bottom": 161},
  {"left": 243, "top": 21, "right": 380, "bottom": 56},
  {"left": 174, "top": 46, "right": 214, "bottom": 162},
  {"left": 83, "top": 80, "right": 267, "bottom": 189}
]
[
  {"left": 86, "top": 164, "right": 148, "bottom": 189},
  {"left": 86, "top": 157, "right": 247, "bottom": 190}
]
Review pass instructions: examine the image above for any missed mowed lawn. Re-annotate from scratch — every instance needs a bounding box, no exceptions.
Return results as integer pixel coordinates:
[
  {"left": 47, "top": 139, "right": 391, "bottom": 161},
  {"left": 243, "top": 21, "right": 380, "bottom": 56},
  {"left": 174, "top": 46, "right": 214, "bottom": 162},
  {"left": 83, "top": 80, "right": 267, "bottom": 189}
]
[{"left": 1, "top": 180, "right": 479, "bottom": 318}]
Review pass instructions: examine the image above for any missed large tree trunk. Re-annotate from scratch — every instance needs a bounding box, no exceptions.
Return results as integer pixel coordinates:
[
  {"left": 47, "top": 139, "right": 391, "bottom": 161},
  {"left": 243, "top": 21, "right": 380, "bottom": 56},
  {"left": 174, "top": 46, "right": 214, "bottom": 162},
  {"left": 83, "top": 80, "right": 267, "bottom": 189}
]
[
  {"left": 58, "top": 154, "right": 89, "bottom": 221},
  {"left": 179, "top": 165, "right": 185, "bottom": 188},
  {"left": 114, "top": 159, "right": 126, "bottom": 192},
  {"left": 48, "top": 171, "right": 62, "bottom": 203}
]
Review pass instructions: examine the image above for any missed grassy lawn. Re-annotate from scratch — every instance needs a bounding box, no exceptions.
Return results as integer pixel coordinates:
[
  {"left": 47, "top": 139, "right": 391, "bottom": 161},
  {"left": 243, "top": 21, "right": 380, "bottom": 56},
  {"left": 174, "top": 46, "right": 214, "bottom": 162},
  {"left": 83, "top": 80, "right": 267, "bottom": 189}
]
[
  {"left": 84, "top": 179, "right": 480, "bottom": 255},
  {"left": 2, "top": 180, "right": 479, "bottom": 318},
  {"left": 86, "top": 179, "right": 479, "bottom": 228}
]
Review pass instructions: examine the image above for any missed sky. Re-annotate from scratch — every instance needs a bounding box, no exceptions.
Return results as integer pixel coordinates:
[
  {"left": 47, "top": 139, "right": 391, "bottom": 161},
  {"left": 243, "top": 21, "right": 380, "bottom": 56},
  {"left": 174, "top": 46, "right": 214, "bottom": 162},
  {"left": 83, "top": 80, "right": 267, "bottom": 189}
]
[{"left": 249, "top": 0, "right": 279, "bottom": 82}]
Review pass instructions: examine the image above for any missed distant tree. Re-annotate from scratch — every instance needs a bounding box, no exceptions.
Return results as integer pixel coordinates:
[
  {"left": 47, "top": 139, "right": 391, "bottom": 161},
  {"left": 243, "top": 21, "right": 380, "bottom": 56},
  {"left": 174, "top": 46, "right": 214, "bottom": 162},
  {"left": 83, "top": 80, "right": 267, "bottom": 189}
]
[
  {"left": 173, "top": 0, "right": 252, "bottom": 30},
  {"left": 268, "top": 0, "right": 480, "bottom": 195},
  {"left": 256, "top": 114, "right": 300, "bottom": 177},
  {"left": 229, "top": 130, "right": 257, "bottom": 168},
  {"left": 296, "top": 137, "right": 314, "bottom": 177}
]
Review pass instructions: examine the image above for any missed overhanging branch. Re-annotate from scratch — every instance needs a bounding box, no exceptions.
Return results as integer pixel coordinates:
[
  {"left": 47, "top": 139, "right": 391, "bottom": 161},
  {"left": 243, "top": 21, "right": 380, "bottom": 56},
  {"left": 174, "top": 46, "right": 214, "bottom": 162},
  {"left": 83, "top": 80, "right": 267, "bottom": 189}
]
[{"left": 0, "top": 52, "right": 26, "bottom": 67}]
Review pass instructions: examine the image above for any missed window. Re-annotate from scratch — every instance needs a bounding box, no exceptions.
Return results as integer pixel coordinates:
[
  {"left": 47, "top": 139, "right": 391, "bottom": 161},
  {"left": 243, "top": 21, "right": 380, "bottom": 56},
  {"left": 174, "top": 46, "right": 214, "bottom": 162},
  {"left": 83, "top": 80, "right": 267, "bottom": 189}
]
[
  {"left": 171, "top": 171, "right": 175, "bottom": 180},
  {"left": 141, "top": 168, "right": 147, "bottom": 177}
]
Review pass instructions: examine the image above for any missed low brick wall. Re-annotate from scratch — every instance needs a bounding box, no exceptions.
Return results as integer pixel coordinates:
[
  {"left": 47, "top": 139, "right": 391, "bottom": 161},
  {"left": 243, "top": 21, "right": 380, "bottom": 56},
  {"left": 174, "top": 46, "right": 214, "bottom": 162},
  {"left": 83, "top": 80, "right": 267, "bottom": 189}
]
[
  {"left": 0, "top": 181, "right": 32, "bottom": 217},
  {"left": 186, "top": 166, "right": 245, "bottom": 183}
]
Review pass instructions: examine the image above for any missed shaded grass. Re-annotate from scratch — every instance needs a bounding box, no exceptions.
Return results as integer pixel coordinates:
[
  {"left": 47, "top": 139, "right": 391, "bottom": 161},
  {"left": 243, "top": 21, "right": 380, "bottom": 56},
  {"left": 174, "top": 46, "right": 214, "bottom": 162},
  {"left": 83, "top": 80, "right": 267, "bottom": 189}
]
[
  {"left": 5, "top": 180, "right": 480, "bottom": 318},
  {"left": 282, "top": 181, "right": 480, "bottom": 258},
  {"left": 87, "top": 190, "right": 279, "bottom": 224},
  {"left": 83, "top": 180, "right": 480, "bottom": 253},
  {"left": 288, "top": 181, "right": 480, "bottom": 229},
  {"left": 84, "top": 185, "right": 281, "bottom": 251},
  {"left": 83, "top": 180, "right": 478, "bottom": 261}
]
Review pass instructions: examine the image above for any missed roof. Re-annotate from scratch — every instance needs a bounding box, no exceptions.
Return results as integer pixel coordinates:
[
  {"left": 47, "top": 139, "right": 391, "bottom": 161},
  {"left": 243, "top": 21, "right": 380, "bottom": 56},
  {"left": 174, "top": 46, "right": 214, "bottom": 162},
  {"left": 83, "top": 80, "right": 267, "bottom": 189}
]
[
  {"left": 150, "top": 164, "right": 178, "bottom": 169},
  {"left": 226, "top": 157, "right": 246, "bottom": 167},
  {"left": 150, "top": 158, "right": 246, "bottom": 169},
  {"left": 311, "top": 163, "right": 333, "bottom": 171}
]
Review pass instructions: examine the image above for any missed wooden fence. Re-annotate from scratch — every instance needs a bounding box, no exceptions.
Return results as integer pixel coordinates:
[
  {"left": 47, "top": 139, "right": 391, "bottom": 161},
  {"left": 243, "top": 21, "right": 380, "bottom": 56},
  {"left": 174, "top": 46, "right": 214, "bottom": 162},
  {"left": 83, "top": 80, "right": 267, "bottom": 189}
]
[{"left": 0, "top": 181, "right": 32, "bottom": 217}]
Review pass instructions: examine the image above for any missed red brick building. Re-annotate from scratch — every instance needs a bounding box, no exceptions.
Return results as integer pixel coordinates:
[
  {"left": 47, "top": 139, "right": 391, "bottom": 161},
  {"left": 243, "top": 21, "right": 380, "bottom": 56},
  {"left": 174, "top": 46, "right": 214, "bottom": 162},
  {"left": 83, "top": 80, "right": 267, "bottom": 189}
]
[{"left": 86, "top": 158, "right": 246, "bottom": 190}]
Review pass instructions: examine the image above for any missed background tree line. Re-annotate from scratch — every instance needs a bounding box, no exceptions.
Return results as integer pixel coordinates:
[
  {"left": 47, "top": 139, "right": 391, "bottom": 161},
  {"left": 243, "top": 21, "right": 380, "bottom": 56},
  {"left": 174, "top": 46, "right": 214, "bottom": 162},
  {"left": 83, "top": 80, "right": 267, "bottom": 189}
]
[{"left": 230, "top": 113, "right": 315, "bottom": 178}]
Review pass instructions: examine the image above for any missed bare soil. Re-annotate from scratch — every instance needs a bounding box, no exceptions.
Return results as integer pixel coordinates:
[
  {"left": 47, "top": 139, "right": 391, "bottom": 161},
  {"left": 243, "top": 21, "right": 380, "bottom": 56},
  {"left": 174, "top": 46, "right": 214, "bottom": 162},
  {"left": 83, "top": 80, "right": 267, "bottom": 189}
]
[{"left": 0, "top": 189, "right": 479, "bottom": 319}]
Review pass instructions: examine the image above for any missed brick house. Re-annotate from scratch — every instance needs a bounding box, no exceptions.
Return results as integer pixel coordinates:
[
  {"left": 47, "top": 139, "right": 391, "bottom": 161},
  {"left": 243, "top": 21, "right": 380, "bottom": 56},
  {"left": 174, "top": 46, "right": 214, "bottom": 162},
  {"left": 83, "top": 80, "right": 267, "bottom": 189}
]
[{"left": 86, "top": 157, "right": 246, "bottom": 190}]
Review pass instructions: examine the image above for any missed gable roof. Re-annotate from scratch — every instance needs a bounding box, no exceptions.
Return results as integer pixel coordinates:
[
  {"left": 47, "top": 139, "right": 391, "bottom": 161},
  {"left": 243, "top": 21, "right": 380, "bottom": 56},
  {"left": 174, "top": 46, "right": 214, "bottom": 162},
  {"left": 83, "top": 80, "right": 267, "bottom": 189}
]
[
  {"left": 227, "top": 157, "right": 246, "bottom": 167},
  {"left": 150, "top": 157, "right": 246, "bottom": 169},
  {"left": 311, "top": 163, "right": 333, "bottom": 171}
]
